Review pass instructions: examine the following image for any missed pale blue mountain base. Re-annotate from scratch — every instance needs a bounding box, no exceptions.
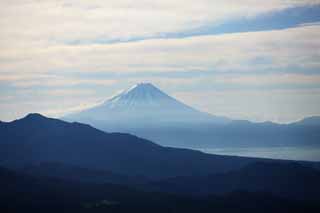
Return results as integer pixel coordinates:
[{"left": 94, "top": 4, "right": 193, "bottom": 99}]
[
  {"left": 200, "top": 146, "right": 320, "bottom": 162},
  {"left": 64, "top": 83, "right": 320, "bottom": 150}
]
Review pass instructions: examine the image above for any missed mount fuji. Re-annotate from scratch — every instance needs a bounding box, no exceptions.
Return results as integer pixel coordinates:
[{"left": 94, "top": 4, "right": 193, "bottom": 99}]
[
  {"left": 64, "top": 83, "right": 320, "bottom": 149},
  {"left": 65, "top": 83, "right": 230, "bottom": 126}
]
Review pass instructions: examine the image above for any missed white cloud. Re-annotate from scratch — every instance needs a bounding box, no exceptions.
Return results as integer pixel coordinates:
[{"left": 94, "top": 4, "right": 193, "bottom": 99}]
[
  {"left": 213, "top": 73, "right": 320, "bottom": 86},
  {"left": 13, "top": 78, "right": 117, "bottom": 87},
  {"left": 1, "top": 24, "right": 319, "bottom": 76},
  {"left": 1, "top": 0, "right": 318, "bottom": 48},
  {"left": 0, "top": 73, "right": 117, "bottom": 87},
  {"left": 1, "top": 1, "right": 320, "bottom": 122}
]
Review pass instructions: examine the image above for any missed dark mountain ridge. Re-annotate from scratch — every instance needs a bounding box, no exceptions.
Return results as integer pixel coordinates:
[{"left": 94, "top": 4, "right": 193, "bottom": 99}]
[
  {"left": 0, "top": 113, "right": 260, "bottom": 179},
  {"left": 149, "top": 162, "right": 320, "bottom": 201},
  {"left": 2, "top": 165, "right": 319, "bottom": 213},
  {"left": 1, "top": 114, "right": 320, "bottom": 212}
]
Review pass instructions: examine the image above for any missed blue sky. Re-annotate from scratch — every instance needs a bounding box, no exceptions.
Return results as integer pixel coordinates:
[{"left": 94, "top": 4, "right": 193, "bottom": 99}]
[{"left": 0, "top": 1, "right": 320, "bottom": 123}]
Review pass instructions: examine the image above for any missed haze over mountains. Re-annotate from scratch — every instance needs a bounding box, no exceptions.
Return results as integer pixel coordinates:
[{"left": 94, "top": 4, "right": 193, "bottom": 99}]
[
  {"left": 0, "top": 113, "right": 252, "bottom": 179},
  {"left": 64, "top": 83, "right": 320, "bottom": 149},
  {"left": 1, "top": 113, "right": 320, "bottom": 212},
  {"left": 1, "top": 1, "right": 320, "bottom": 212},
  {"left": 1, "top": 84, "right": 318, "bottom": 212},
  {"left": 2, "top": 83, "right": 320, "bottom": 211}
]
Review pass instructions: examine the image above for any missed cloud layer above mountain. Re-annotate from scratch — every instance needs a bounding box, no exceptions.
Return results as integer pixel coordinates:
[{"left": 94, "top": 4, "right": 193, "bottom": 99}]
[{"left": 0, "top": 0, "right": 320, "bottom": 122}]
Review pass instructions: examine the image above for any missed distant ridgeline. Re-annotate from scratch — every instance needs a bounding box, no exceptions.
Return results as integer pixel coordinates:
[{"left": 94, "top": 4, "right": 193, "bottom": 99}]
[
  {"left": 0, "top": 113, "right": 252, "bottom": 179},
  {"left": 0, "top": 113, "right": 320, "bottom": 212},
  {"left": 63, "top": 83, "right": 320, "bottom": 148}
]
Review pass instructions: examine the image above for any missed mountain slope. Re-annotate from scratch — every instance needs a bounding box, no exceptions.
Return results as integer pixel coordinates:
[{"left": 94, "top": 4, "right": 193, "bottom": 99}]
[
  {"left": 150, "top": 162, "right": 320, "bottom": 201},
  {"left": 63, "top": 83, "right": 320, "bottom": 149},
  {"left": 20, "top": 162, "right": 146, "bottom": 185},
  {"left": 64, "top": 82, "right": 230, "bottom": 126},
  {"left": 0, "top": 113, "right": 256, "bottom": 179},
  {"left": 293, "top": 116, "right": 320, "bottom": 126},
  {"left": 2, "top": 166, "right": 319, "bottom": 213}
]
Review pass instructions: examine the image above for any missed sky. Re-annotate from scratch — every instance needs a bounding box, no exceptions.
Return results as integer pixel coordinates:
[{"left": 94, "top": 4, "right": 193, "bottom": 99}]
[{"left": 0, "top": 0, "right": 320, "bottom": 123}]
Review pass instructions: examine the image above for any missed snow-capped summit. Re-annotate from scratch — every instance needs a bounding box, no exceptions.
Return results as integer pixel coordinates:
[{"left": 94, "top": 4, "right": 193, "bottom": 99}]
[
  {"left": 64, "top": 83, "right": 230, "bottom": 126},
  {"left": 104, "top": 82, "right": 172, "bottom": 108}
]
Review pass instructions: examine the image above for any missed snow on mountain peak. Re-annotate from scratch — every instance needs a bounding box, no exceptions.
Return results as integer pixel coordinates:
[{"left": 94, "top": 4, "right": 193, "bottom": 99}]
[
  {"left": 105, "top": 82, "right": 170, "bottom": 105},
  {"left": 64, "top": 83, "right": 231, "bottom": 124},
  {"left": 125, "top": 82, "right": 163, "bottom": 94}
]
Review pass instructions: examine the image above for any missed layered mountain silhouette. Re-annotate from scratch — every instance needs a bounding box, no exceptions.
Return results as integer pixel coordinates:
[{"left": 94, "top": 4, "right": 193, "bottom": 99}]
[
  {"left": 1, "top": 114, "right": 320, "bottom": 212},
  {"left": 63, "top": 83, "right": 320, "bottom": 148},
  {"left": 0, "top": 113, "right": 256, "bottom": 179}
]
